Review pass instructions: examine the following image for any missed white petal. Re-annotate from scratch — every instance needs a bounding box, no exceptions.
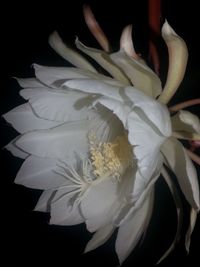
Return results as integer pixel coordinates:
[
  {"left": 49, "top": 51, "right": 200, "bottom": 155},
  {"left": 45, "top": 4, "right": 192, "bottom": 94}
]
[
  {"left": 111, "top": 50, "right": 162, "bottom": 98},
  {"left": 15, "top": 156, "right": 67, "bottom": 189},
  {"left": 5, "top": 138, "right": 29, "bottom": 159},
  {"left": 76, "top": 39, "right": 130, "bottom": 85},
  {"left": 3, "top": 103, "right": 61, "bottom": 133},
  {"left": 157, "top": 167, "right": 183, "bottom": 264},
  {"left": 127, "top": 111, "right": 165, "bottom": 179},
  {"left": 80, "top": 178, "right": 119, "bottom": 232},
  {"left": 50, "top": 188, "right": 84, "bottom": 225},
  {"left": 185, "top": 208, "right": 197, "bottom": 253},
  {"left": 96, "top": 96, "right": 130, "bottom": 126},
  {"left": 48, "top": 31, "right": 97, "bottom": 73},
  {"left": 34, "top": 190, "right": 55, "bottom": 212},
  {"left": 16, "top": 121, "right": 89, "bottom": 160},
  {"left": 115, "top": 192, "right": 153, "bottom": 265},
  {"left": 114, "top": 166, "right": 161, "bottom": 226},
  {"left": 171, "top": 110, "right": 200, "bottom": 134},
  {"left": 16, "top": 77, "right": 46, "bottom": 88},
  {"left": 84, "top": 224, "right": 114, "bottom": 253},
  {"left": 125, "top": 86, "right": 171, "bottom": 137},
  {"left": 158, "top": 21, "right": 188, "bottom": 104},
  {"left": 161, "top": 137, "right": 200, "bottom": 210},
  {"left": 63, "top": 78, "right": 123, "bottom": 101},
  {"left": 120, "top": 25, "right": 138, "bottom": 59},
  {"left": 33, "top": 64, "right": 122, "bottom": 88},
  {"left": 28, "top": 90, "right": 96, "bottom": 122},
  {"left": 19, "top": 88, "right": 49, "bottom": 100}
]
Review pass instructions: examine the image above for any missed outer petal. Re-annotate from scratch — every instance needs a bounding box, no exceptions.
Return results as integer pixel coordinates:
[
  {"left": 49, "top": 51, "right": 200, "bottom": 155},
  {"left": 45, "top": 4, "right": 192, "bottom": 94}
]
[
  {"left": 48, "top": 31, "right": 97, "bottom": 73},
  {"left": 19, "top": 88, "right": 49, "bottom": 100},
  {"left": 15, "top": 121, "right": 89, "bottom": 160},
  {"left": 50, "top": 188, "right": 84, "bottom": 225},
  {"left": 96, "top": 96, "right": 130, "bottom": 126},
  {"left": 75, "top": 39, "right": 130, "bottom": 85},
  {"left": 63, "top": 78, "right": 123, "bottom": 101},
  {"left": 125, "top": 86, "right": 171, "bottom": 137},
  {"left": 5, "top": 138, "right": 29, "bottom": 159},
  {"left": 16, "top": 77, "right": 46, "bottom": 88},
  {"left": 115, "top": 191, "right": 154, "bottom": 265},
  {"left": 127, "top": 110, "right": 165, "bottom": 179},
  {"left": 91, "top": 85, "right": 171, "bottom": 137},
  {"left": 34, "top": 190, "right": 55, "bottom": 212},
  {"left": 110, "top": 50, "right": 162, "bottom": 98},
  {"left": 84, "top": 224, "right": 115, "bottom": 253},
  {"left": 158, "top": 21, "right": 188, "bottom": 104},
  {"left": 22, "top": 89, "right": 97, "bottom": 122},
  {"left": 161, "top": 137, "right": 200, "bottom": 210},
  {"left": 185, "top": 208, "right": 197, "bottom": 253},
  {"left": 171, "top": 110, "right": 200, "bottom": 134},
  {"left": 33, "top": 64, "right": 123, "bottom": 88},
  {"left": 80, "top": 178, "right": 120, "bottom": 232},
  {"left": 157, "top": 167, "right": 183, "bottom": 264},
  {"left": 15, "top": 156, "right": 67, "bottom": 189},
  {"left": 114, "top": 163, "right": 161, "bottom": 226},
  {"left": 3, "top": 103, "right": 61, "bottom": 133}
]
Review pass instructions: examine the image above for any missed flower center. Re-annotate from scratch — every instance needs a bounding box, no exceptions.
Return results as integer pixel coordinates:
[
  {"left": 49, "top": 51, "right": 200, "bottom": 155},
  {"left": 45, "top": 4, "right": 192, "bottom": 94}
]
[{"left": 88, "top": 132, "right": 133, "bottom": 180}]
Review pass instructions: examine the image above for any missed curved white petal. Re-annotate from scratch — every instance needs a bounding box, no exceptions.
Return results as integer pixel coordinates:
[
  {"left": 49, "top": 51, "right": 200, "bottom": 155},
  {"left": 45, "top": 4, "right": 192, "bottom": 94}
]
[
  {"left": 96, "top": 96, "right": 130, "bottom": 127},
  {"left": 16, "top": 77, "right": 46, "bottom": 88},
  {"left": 75, "top": 39, "right": 130, "bottom": 85},
  {"left": 19, "top": 88, "right": 49, "bottom": 100},
  {"left": 157, "top": 167, "right": 183, "bottom": 264},
  {"left": 111, "top": 50, "right": 162, "bottom": 98},
  {"left": 34, "top": 190, "right": 55, "bottom": 212},
  {"left": 3, "top": 103, "right": 61, "bottom": 133},
  {"left": 115, "top": 191, "right": 154, "bottom": 265},
  {"left": 24, "top": 89, "right": 96, "bottom": 122},
  {"left": 15, "top": 156, "right": 67, "bottom": 189},
  {"left": 48, "top": 31, "right": 97, "bottom": 73},
  {"left": 120, "top": 25, "right": 138, "bottom": 59},
  {"left": 50, "top": 188, "right": 84, "bottom": 225},
  {"left": 171, "top": 110, "right": 200, "bottom": 134},
  {"left": 15, "top": 121, "right": 89, "bottom": 160},
  {"left": 33, "top": 64, "right": 122, "bottom": 88},
  {"left": 114, "top": 159, "right": 162, "bottom": 227},
  {"left": 63, "top": 78, "right": 123, "bottom": 102},
  {"left": 5, "top": 138, "right": 29, "bottom": 159},
  {"left": 125, "top": 86, "right": 172, "bottom": 137},
  {"left": 185, "top": 208, "right": 197, "bottom": 253},
  {"left": 161, "top": 137, "right": 200, "bottom": 210},
  {"left": 127, "top": 111, "right": 165, "bottom": 179},
  {"left": 158, "top": 21, "right": 188, "bottom": 104},
  {"left": 84, "top": 224, "right": 114, "bottom": 253},
  {"left": 80, "top": 178, "right": 120, "bottom": 232}
]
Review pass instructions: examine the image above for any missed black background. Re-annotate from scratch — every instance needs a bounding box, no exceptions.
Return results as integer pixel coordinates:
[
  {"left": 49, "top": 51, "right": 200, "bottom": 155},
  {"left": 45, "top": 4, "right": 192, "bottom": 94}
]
[{"left": 1, "top": 0, "right": 200, "bottom": 266}]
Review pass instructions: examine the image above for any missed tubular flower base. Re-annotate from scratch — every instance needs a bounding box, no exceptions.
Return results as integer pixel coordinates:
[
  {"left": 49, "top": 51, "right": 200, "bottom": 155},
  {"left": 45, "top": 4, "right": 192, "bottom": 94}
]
[{"left": 3, "top": 7, "right": 200, "bottom": 266}]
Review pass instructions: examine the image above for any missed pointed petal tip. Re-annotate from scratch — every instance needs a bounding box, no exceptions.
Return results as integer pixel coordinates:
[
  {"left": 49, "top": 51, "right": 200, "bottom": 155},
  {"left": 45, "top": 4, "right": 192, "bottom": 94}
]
[
  {"left": 162, "top": 20, "right": 177, "bottom": 38},
  {"left": 120, "top": 24, "right": 139, "bottom": 59}
]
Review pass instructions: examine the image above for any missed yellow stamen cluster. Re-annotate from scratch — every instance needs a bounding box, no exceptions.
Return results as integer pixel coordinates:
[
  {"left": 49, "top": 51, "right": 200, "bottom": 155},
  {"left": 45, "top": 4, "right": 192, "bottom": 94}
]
[{"left": 89, "top": 132, "right": 133, "bottom": 179}]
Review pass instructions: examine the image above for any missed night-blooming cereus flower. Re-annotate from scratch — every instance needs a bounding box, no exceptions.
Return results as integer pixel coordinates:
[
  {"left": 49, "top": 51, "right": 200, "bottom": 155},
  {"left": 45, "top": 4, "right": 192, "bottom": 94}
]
[{"left": 3, "top": 7, "right": 200, "bottom": 265}]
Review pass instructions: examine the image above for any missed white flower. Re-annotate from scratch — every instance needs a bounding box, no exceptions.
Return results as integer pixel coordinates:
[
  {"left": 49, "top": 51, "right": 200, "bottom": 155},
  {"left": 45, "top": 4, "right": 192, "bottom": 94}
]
[{"left": 3, "top": 10, "right": 200, "bottom": 265}]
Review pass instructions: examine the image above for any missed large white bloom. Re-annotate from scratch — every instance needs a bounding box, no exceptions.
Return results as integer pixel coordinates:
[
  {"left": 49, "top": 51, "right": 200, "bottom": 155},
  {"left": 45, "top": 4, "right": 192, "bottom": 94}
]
[{"left": 3, "top": 14, "right": 200, "bottom": 265}]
